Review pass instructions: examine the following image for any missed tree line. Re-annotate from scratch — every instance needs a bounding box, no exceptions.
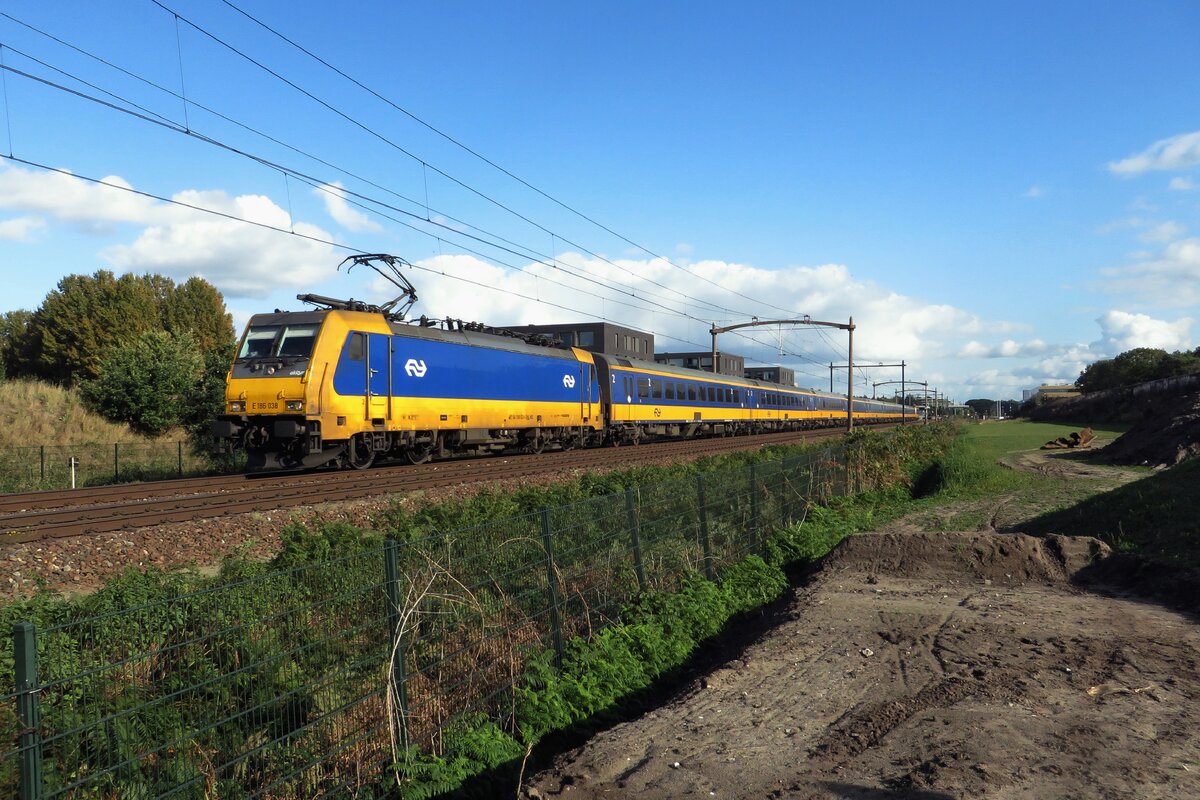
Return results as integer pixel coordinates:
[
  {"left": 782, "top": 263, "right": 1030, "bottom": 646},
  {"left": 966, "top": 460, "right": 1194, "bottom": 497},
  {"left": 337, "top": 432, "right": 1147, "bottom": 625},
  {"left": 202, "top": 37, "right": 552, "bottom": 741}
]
[
  {"left": 1075, "top": 346, "right": 1200, "bottom": 393},
  {"left": 0, "top": 270, "right": 236, "bottom": 437}
]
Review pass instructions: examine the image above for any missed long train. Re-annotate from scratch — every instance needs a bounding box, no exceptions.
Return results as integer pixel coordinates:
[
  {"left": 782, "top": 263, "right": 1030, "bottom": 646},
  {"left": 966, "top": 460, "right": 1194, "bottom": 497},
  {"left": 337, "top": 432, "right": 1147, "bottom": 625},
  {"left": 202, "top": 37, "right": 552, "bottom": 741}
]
[{"left": 212, "top": 303, "right": 911, "bottom": 470}]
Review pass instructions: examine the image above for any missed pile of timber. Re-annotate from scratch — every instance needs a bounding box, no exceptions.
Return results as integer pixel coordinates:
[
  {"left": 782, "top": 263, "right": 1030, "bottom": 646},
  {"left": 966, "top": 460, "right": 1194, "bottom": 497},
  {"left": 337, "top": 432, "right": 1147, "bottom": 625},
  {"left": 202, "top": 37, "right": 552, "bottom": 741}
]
[{"left": 1041, "top": 428, "right": 1096, "bottom": 450}]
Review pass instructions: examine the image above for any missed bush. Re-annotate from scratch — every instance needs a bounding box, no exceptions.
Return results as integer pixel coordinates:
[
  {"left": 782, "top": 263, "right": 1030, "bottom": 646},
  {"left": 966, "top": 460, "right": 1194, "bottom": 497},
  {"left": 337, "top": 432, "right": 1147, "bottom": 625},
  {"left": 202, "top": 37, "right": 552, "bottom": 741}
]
[{"left": 81, "top": 331, "right": 203, "bottom": 435}]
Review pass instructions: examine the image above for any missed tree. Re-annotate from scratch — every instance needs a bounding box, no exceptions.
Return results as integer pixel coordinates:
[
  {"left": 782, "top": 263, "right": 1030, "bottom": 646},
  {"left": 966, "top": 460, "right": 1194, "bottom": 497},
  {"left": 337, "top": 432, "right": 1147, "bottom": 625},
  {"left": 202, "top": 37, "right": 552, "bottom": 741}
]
[
  {"left": 21, "top": 271, "right": 236, "bottom": 386},
  {"left": 162, "top": 276, "right": 235, "bottom": 354},
  {"left": 964, "top": 398, "right": 996, "bottom": 418},
  {"left": 1076, "top": 346, "right": 1200, "bottom": 393},
  {"left": 0, "top": 309, "right": 33, "bottom": 380},
  {"left": 27, "top": 271, "right": 159, "bottom": 384},
  {"left": 81, "top": 331, "right": 204, "bottom": 435}
]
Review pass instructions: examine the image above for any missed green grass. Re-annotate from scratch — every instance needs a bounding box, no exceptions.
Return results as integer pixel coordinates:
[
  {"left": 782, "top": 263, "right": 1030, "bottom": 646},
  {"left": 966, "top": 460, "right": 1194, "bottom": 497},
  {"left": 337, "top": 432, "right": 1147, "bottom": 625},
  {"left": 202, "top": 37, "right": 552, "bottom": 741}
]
[
  {"left": 1022, "top": 458, "right": 1200, "bottom": 567},
  {"left": 964, "top": 419, "right": 1131, "bottom": 462}
]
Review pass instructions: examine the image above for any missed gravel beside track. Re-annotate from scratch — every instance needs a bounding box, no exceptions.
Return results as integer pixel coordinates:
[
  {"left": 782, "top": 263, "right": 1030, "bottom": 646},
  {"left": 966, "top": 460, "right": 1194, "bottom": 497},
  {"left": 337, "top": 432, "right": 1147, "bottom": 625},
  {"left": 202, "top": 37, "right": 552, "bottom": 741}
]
[{"left": 0, "top": 427, "right": 852, "bottom": 600}]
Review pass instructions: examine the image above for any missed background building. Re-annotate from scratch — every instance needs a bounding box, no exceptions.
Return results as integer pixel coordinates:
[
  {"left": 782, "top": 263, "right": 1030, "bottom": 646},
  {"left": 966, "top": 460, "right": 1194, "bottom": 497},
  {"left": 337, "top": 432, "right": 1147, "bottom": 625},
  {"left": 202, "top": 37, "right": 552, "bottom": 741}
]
[
  {"left": 655, "top": 351, "right": 745, "bottom": 377},
  {"left": 515, "top": 322, "right": 653, "bottom": 360},
  {"left": 744, "top": 365, "right": 795, "bottom": 387}
]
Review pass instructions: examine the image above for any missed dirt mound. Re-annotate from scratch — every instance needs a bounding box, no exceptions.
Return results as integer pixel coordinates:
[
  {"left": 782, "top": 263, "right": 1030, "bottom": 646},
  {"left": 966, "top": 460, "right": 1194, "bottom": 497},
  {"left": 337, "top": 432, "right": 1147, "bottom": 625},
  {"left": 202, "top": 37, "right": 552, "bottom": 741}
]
[
  {"left": 817, "top": 530, "right": 1109, "bottom": 587},
  {"left": 1096, "top": 388, "right": 1200, "bottom": 467},
  {"left": 524, "top": 531, "right": 1200, "bottom": 800}
]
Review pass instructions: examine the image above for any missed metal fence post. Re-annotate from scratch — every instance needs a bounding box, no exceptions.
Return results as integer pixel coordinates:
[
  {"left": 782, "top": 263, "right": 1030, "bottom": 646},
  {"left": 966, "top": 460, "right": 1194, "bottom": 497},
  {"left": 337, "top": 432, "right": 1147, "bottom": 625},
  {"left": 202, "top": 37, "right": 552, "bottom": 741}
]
[
  {"left": 177, "top": 441, "right": 183, "bottom": 477},
  {"left": 14, "top": 622, "right": 43, "bottom": 800},
  {"left": 749, "top": 462, "right": 760, "bottom": 555},
  {"left": 39, "top": 446, "right": 44, "bottom": 482},
  {"left": 383, "top": 540, "right": 409, "bottom": 749},
  {"left": 782, "top": 460, "right": 792, "bottom": 527},
  {"left": 776, "top": 461, "right": 786, "bottom": 527},
  {"left": 540, "top": 509, "right": 564, "bottom": 668},
  {"left": 696, "top": 474, "right": 714, "bottom": 582},
  {"left": 624, "top": 488, "right": 646, "bottom": 592},
  {"left": 114, "top": 442, "right": 119, "bottom": 481}
]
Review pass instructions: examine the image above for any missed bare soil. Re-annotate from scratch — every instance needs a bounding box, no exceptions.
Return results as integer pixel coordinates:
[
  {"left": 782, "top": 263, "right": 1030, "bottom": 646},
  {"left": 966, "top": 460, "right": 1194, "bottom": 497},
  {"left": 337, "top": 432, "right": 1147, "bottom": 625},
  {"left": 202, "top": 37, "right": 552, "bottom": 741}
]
[{"left": 522, "top": 449, "right": 1200, "bottom": 800}]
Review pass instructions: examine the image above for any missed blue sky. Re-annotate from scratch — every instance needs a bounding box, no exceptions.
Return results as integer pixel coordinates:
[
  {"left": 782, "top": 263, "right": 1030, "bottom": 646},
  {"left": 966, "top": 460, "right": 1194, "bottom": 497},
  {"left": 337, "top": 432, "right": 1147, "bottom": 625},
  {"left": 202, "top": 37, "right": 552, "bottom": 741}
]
[{"left": 1, "top": 0, "right": 1198, "bottom": 401}]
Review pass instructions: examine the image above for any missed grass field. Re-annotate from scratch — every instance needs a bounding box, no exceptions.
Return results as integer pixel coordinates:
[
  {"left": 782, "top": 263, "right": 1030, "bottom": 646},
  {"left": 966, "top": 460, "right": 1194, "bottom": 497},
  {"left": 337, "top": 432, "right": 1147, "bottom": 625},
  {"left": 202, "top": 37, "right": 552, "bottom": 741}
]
[{"left": 948, "top": 420, "right": 1198, "bottom": 569}]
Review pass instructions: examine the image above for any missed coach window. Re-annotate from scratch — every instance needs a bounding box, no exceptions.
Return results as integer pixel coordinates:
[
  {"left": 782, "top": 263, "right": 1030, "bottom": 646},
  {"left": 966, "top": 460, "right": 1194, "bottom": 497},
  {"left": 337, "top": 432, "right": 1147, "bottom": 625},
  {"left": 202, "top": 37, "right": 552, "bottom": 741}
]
[
  {"left": 637, "top": 378, "right": 650, "bottom": 399},
  {"left": 688, "top": 384, "right": 697, "bottom": 401},
  {"left": 665, "top": 383, "right": 675, "bottom": 400},
  {"left": 652, "top": 381, "right": 662, "bottom": 400}
]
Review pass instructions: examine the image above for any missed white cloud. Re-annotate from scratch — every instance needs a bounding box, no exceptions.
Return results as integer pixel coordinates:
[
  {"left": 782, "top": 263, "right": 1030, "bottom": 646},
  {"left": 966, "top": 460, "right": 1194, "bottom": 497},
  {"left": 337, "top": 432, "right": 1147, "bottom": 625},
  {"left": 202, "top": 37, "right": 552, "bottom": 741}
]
[
  {"left": 361, "top": 251, "right": 1020, "bottom": 399},
  {"left": 1100, "top": 237, "right": 1200, "bottom": 307},
  {"left": 1138, "top": 221, "right": 1185, "bottom": 243},
  {"left": 957, "top": 339, "right": 1048, "bottom": 359},
  {"left": 1108, "top": 130, "right": 1200, "bottom": 175},
  {"left": 1169, "top": 176, "right": 1197, "bottom": 191},
  {"left": 0, "top": 164, "right": 338, "bottom": 299},
  {"left": 314, "top": 182, "right": 382, "bottom": 233},
  {"left": 1093, "top": 310, "right": 1193, "bottom": 354},
  {"left": 675, "top": 242, "right": 694, "bottom": 255},
  {"left": 0, "top": 216, "right": 46, "bottom": 241},
  {"left": 1024, "top": 185, "right": 1044, "bottom": 198},
  {"left": 0, "top": 166, "right": 160, "bottom": 232}
]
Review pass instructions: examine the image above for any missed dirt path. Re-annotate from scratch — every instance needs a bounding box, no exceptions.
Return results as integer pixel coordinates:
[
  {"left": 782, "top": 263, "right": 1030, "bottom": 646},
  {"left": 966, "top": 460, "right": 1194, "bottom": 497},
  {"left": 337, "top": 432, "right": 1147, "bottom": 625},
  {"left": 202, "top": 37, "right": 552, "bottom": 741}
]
[{"left": 524, "top": 448, "right": 1200, "bottom": 799}]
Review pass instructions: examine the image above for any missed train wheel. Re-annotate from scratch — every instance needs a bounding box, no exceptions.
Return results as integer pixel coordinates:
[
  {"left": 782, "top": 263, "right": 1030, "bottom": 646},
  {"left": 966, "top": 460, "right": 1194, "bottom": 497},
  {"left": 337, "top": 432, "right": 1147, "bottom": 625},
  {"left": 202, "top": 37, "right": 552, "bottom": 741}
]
[
  {"left": 347, "top": 435, "right": 375, "bottom": 470},
  {"left": 405, "top": 444, "right": 432, "bottom": 465}
]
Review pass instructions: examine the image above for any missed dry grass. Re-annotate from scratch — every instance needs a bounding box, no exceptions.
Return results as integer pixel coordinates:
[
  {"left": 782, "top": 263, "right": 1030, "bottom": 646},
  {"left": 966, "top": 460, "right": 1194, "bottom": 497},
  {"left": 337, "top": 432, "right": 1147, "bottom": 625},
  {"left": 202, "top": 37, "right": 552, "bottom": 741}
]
[{"left": 0, "top": 378, "right": 187, "bottom": 449}]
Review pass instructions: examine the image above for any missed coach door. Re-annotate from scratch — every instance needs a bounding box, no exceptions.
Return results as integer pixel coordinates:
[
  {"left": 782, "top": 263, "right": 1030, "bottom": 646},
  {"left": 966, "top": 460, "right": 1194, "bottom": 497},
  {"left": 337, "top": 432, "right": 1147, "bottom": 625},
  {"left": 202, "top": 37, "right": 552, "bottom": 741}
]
[
  {"left": 580, "top": 364, "right": 594, "bottom": 423},
  {"left": 367, "top": 334, "right": 391, "bottom": 421}
]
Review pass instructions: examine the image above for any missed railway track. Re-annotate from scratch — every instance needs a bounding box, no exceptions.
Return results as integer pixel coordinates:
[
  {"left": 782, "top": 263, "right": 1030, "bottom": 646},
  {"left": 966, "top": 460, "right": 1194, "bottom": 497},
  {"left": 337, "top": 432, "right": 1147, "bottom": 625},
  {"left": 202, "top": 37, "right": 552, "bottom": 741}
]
[{"left": 0, "top": 427, "right": 858, "bottom": 543}]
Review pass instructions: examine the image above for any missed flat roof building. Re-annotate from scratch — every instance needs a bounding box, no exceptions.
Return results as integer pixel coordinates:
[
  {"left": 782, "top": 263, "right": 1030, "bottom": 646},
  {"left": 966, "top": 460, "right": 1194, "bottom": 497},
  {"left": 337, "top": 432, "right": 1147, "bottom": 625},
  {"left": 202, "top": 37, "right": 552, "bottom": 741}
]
[
  {"left": 655, "top": 351, "right": 745, "bottom": 377},
  {"left": 744, "top": 366, "right": 795, "bottom": 387},
  {"left": 513, "top": 322, "right": 653, "bottom": 360}
]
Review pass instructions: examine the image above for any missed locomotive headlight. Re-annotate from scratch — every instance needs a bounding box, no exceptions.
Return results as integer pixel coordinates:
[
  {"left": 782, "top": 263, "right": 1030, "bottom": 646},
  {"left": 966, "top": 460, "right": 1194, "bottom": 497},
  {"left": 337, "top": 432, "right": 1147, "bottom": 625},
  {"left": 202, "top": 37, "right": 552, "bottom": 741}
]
[
  {"left": 285, "top": 400, "right": 303, "bottom": 411},
  {"left": 229, "top": 401, "right": 245, "bottom": 412}
]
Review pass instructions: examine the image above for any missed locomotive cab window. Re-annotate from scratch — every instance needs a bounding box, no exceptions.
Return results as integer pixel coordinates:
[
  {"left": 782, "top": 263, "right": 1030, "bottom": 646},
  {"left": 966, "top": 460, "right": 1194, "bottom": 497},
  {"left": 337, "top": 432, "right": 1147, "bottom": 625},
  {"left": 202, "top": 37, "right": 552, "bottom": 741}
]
[
  {"left": 277, "top": 324, "right": 319, "bottom": 358},
  {"left": 237, "top": 323, "right": 320, "bottom": 360},
  {"left": 238, "top": 326, "right": 280, "bottom": 359}
]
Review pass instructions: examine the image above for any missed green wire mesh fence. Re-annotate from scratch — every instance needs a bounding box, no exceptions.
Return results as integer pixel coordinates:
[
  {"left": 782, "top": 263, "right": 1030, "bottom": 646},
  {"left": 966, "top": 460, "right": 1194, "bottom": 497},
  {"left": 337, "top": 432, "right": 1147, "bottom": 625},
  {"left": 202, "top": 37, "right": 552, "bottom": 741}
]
[
  {"left": 0, "top": 442, "right": 212, "bottom": 492},
  {"left": 1, "top": 446, "right": 846, "bottom": 799}
]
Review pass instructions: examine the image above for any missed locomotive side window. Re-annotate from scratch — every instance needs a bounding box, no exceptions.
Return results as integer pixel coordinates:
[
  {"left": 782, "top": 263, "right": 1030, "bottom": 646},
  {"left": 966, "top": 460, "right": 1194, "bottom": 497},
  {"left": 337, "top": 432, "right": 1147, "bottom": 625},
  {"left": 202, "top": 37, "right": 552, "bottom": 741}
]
[{"left": 347, "top": 332, "right": 365, "bottom": 362}]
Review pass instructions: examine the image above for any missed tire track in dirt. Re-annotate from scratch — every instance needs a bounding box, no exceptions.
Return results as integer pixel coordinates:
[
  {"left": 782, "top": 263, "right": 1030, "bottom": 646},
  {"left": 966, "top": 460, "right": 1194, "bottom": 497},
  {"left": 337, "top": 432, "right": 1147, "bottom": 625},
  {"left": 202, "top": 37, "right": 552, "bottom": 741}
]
[{"left": 524, "top": 532, "right": 1200, "bottom": 800}]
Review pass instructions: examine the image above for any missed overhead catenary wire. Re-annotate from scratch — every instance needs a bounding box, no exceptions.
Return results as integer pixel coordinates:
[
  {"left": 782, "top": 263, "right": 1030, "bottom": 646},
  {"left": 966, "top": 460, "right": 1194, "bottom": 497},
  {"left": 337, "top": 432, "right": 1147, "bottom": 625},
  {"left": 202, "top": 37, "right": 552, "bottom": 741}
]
[
  {"left": 0, "top": 153, "right": 724, "bottom": 355},
  {"left": 214, "top": 0, "right": 811, "bottom": 321},
  {"left": 0, "top": 13, "right": 863, "bottom": 372},
  {"left": 0, "top": 10, "right": 773, "bottom": 325},
  {"left": 147, "top": 1, "right": 811, "bottom": 323},
  {"left": 0, "top": 46, "right": 846, "bottom": 369},
  {"left": 0, "top": 56, "right": 728, "bottom": 326}
]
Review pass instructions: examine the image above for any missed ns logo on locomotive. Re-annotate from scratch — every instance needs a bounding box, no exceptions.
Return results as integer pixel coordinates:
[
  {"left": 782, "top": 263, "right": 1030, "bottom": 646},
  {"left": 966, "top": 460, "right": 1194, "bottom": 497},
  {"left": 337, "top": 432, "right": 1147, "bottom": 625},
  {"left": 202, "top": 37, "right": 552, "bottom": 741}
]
[{"left": 211, "top": 254, "right": 909, "bottom": 470}]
